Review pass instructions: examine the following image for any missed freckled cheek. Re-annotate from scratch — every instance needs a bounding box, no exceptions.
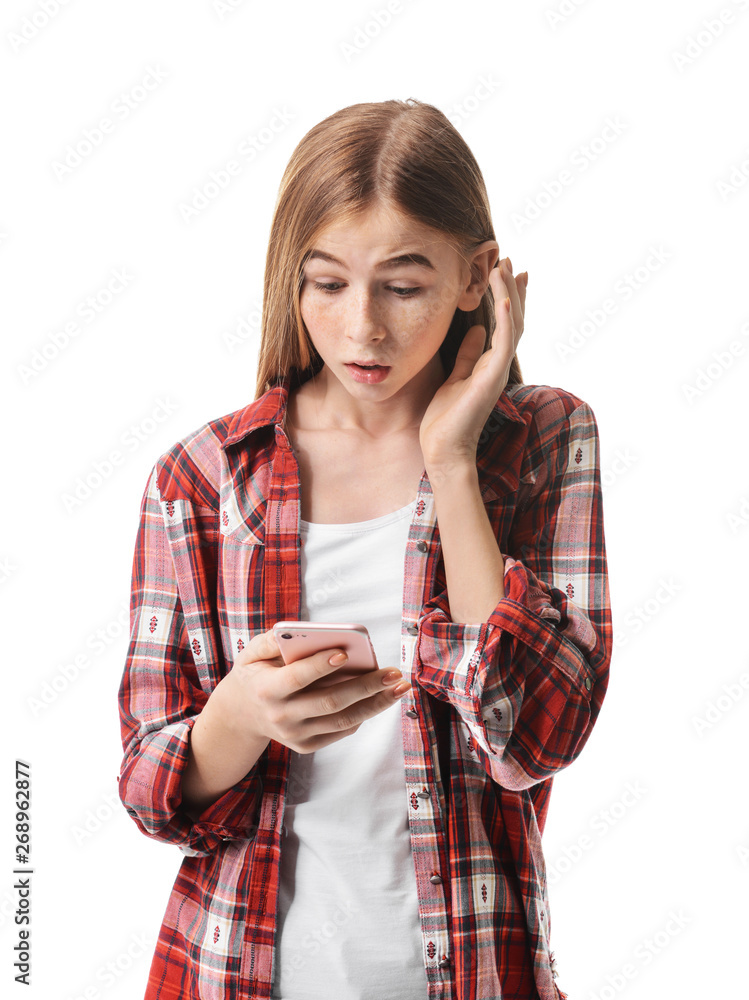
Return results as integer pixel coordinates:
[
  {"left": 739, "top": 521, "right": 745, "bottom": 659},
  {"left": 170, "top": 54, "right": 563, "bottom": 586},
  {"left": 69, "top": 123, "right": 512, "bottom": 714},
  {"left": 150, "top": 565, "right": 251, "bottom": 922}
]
[
  {"left": 300, "top": 295, "right": 336, "bottom": 340},
  {"left": 397, "top": 294, "right": 454, "bottom": 343},
  {"left": 299, "top": 289, "right": 456, "bottom": 345}
]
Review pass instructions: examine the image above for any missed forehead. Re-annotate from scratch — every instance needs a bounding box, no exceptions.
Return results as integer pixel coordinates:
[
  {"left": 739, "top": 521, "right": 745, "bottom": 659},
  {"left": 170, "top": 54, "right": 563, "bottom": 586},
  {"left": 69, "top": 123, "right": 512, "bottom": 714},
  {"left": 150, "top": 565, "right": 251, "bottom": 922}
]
[
  {"left": 317, "top": 202, "right": 441, "bottom": 244},
  {"left": 309, "top": 205, "right": 458, "bottom": 268}
]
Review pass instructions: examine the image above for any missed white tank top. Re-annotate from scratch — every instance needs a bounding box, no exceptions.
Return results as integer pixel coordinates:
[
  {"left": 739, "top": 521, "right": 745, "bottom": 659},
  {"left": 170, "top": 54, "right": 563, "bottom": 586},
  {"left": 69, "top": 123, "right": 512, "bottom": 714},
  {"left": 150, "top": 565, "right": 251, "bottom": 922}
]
[{"left": 270, "top": 497, "right": 429, "bottom": 1000}]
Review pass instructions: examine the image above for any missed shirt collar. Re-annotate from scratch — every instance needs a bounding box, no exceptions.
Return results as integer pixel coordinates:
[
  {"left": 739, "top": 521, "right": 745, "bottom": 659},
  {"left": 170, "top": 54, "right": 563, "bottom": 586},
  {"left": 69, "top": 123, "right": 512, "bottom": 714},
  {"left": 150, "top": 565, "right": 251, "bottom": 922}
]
[{"left": 220, "top": 375, "right": 296, "bottom": 451}]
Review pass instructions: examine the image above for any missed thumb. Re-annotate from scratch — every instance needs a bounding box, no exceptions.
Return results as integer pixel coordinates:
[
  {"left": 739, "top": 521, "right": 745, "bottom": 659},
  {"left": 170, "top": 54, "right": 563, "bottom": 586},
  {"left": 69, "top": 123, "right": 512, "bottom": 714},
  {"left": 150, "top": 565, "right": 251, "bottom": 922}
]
[
  {"left": 450, "top": 325, "right": 486, "bottom": 381},
  {"left": 245, "top": 628, "right": 282, "bottom": 662},
  {"left": 262, "top": 628, "right": 282, "bottom": 657}
]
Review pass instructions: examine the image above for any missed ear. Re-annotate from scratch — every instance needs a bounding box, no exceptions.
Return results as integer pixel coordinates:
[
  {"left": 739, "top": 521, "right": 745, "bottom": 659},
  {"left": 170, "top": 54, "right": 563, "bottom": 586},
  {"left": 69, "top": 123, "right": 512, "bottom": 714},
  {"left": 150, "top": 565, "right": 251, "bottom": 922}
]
[{"left": 456, "top": 241, "right": 500, "bottom": 312}]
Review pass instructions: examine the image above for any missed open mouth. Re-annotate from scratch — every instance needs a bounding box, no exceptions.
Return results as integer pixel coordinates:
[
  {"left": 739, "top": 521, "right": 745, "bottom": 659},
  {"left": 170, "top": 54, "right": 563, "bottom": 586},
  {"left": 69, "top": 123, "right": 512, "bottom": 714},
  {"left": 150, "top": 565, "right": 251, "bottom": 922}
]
[{"left": 345, "top": 363, "right": 391, "bottom": 382}]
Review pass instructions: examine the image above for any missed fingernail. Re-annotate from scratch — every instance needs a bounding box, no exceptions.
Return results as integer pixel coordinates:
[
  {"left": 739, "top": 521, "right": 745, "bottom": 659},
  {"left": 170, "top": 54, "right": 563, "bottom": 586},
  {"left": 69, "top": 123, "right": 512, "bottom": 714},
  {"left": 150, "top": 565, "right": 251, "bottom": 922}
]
[
  {"left": 382, "top": 670, "right": 403, "bottom": 685},
  {"left": 329, "top": 651, "right": 347, "bottom": 665},
  {"left": 392, "top": 682, "right": 412, "bottom": 696}
]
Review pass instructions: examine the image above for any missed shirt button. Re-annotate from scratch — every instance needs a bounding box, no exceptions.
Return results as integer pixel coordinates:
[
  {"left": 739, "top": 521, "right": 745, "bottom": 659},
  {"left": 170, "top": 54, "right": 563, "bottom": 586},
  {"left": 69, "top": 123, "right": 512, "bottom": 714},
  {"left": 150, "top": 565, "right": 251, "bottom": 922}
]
[
  {"left": 429, "top": 872, "right": 443, "bottom": 884},
  {"left": 417, "top": 788, "right": 430, "bottom": 798},
  {"left": 438, "top": 956, "right": 451, "bottom": 968},
  {"left": 406, "top": 625, "right": 419, "bottom": 635},
  {"left": 416, "top": 540, "right": 428, "bottom": 552},
  {"left": 405, "top": 708, "right": 418, "bottom": 718},
  {"left": 584, "top": 677, "right": 592, "bottom": 691}
]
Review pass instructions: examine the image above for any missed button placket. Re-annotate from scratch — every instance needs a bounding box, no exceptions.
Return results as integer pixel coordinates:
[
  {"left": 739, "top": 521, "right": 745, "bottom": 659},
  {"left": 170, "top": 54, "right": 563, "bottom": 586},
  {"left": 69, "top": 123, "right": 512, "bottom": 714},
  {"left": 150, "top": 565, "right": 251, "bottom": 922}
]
[{"left": 402, "top": 485, "right": 452, "bottom": 981}]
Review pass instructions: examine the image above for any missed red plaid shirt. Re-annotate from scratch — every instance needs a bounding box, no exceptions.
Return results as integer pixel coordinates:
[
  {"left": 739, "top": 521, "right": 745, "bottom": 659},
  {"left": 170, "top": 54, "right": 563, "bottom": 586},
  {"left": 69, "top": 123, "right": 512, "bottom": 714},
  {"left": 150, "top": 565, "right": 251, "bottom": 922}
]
[{"left": 117, "top": 372, "right": 612, "bottom": 1000}]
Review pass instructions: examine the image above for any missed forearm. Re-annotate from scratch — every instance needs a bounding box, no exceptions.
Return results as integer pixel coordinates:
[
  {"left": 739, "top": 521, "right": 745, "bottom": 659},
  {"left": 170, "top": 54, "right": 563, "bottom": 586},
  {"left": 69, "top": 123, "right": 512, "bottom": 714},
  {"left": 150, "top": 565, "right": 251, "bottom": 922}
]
[
  {"left": 426, "top": 461, "right": 505, "bottom": 625},
  {"left": 181, "top": 675, "right": 269, "bottom": 818}
]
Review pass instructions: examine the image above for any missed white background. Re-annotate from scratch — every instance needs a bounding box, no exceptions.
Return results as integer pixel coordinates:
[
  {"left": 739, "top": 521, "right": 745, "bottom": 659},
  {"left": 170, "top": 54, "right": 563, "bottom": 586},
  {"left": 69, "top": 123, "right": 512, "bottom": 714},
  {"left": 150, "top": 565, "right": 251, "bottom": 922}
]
[{"left": 2, "top": 1, "right": 747, "bottom": 997}]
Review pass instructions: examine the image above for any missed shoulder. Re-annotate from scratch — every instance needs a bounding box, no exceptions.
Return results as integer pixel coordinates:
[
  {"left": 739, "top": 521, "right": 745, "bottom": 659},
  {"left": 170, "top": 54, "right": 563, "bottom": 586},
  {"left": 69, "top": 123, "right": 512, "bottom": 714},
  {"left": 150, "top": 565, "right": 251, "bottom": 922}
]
[
  {"left": 503, "top": 384, "right": 602, "bottom": 479},
  {"left": 151, "top": 399, "right": 261, "bottom": 510},
  {"left": 506, "top": 382, "right": 594, "bottom": 426},
  {"left": 506, "top": 382, "right": 601, "bottom": 443}
]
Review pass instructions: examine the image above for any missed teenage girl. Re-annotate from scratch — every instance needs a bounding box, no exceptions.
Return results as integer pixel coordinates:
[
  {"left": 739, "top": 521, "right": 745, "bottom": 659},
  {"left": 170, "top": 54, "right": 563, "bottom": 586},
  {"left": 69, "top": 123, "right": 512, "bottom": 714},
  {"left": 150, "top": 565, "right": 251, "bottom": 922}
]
[{"left": 118, "top": 98, "right": 611, "bottom": 1000}]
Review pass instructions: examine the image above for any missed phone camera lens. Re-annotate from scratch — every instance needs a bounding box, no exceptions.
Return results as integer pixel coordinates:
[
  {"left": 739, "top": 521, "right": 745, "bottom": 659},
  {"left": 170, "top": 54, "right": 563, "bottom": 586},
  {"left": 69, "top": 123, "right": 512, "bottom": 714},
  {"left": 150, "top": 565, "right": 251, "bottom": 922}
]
[{"left": 281, "top": 632, "right": 292, "bottom": 639}]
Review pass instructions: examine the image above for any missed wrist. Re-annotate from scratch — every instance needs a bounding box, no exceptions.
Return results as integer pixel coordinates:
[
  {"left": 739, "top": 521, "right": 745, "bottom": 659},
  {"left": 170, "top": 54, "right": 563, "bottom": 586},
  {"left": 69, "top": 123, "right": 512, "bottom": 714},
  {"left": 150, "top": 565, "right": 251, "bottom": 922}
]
[
  {"left": 425, "top": 456, "right": 478, "bottom": 488},
  {"left": 200, "top": 672, "right": 269, "bottom": 751}
]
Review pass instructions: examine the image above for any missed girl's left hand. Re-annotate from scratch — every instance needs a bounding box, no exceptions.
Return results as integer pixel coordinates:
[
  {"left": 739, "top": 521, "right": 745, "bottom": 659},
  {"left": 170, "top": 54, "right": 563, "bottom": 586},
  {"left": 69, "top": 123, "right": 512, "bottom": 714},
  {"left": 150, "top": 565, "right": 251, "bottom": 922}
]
[{"left": 419, "top": 257, "right": 527, "bottom": 468}]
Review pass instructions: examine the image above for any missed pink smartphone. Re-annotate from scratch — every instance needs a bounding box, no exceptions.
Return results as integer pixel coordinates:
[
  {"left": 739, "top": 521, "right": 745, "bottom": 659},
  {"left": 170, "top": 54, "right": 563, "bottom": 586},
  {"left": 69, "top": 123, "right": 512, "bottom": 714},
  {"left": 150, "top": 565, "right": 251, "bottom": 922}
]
[{"left": 272, "top": 621, "right": 379, "bottom": 689}]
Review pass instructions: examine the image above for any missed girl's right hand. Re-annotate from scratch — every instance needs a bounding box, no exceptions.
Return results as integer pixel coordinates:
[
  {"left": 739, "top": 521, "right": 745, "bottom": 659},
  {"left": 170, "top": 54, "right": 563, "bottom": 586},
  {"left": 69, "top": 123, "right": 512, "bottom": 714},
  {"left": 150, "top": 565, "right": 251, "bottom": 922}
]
[{"left": 222, "top": 629, "right": 412, "bottom": 754}]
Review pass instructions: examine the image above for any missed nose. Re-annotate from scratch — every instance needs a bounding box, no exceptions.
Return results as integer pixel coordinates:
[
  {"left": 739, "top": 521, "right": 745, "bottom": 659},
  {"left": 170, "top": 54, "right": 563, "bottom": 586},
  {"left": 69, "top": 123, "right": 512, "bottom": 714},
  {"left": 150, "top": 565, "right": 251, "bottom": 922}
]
[{"left": 345, "top": 288, "right": 386, "bottom": 345}]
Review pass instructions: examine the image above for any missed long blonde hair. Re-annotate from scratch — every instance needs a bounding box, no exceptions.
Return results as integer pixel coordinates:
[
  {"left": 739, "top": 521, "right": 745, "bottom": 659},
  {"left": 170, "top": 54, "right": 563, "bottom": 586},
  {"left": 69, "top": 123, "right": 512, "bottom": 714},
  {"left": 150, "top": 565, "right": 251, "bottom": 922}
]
[{"left": 254, "top": 98, "right": 522, "bottom": 399}]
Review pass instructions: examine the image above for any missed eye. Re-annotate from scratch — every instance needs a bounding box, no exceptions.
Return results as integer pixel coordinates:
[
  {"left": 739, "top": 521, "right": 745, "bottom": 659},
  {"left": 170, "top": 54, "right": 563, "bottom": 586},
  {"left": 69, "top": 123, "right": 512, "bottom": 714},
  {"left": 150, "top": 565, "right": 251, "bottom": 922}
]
[{"left": 311, "top": 281, "right": 421, "bottom": 298}]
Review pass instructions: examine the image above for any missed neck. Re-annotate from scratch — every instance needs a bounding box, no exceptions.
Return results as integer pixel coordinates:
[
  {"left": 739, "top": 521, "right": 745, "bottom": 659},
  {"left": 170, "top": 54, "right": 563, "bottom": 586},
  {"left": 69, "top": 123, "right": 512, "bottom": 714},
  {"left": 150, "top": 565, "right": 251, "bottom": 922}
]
[{"left": 298, "top": 358, "right": 447, "bottom": 440}]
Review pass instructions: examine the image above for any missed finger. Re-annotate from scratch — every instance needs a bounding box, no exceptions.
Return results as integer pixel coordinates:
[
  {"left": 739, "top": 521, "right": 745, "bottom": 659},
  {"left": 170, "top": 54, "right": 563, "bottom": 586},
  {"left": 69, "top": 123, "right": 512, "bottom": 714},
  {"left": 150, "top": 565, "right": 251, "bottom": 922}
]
[
  {"left": 516, "top": 271, "right": 527, "bottom": 316},
  {"left": 494, "top": 292, "right": 519, "bottom": 367},
  {"left": 487, "top": 265, "right": 514, "bottom": 340},
  {"left": 263, "top": 629, "right": 281, "bottom": 654},
  {"left": 276, "top": 646, "right": 353, "bottom": 697},
  {"left": 498, "top": 259, "right": 523, "bottom": 334},
  {"left": 500, "top": 292, "right": 524, "bottom": 357},
  {"left": 298, "top": 666, "right": 413, "bottom": 731},
  {"left": 237, "top": 628, "right": 281, "bottom": 666}
]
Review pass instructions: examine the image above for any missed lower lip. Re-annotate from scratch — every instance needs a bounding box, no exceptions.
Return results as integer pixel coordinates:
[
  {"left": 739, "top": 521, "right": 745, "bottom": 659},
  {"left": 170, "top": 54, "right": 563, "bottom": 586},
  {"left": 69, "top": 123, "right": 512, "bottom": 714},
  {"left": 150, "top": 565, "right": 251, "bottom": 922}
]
[{"left": 344, "top": 363, "right": 391, "bottom": 384}]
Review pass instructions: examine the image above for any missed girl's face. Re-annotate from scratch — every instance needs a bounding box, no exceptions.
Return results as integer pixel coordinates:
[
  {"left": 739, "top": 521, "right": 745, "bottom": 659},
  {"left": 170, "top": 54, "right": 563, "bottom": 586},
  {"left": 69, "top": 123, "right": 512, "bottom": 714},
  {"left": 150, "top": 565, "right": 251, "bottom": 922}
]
[{"left": 299, "top": 201, "right": 487, "bottom": 419}]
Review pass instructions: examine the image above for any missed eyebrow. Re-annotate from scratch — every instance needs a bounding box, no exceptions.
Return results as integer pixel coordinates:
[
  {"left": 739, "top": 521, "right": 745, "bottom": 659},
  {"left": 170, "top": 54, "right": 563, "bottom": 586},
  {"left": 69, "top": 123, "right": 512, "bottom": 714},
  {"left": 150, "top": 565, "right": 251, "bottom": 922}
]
[{"left": 306, "top": 249, "right": 436, "bottom": 272}]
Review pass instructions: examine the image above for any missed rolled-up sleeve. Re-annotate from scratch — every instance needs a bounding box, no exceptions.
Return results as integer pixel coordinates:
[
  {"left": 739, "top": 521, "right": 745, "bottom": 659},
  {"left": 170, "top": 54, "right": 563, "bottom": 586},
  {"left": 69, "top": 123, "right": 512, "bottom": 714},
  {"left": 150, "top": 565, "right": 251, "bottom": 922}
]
[
  {"left": 414, "top": 398, "right": 612, "bottom": 790},
  {"left": 117, "top": 460, "right": 263, "bottom": 856}
]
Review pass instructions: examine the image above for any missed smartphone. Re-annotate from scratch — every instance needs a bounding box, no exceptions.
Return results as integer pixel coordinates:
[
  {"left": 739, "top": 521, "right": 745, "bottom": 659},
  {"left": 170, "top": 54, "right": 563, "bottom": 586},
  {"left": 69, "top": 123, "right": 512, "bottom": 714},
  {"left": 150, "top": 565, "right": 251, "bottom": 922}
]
[{"left": 272, "top": 621, "right": 379, "bottom": 689}]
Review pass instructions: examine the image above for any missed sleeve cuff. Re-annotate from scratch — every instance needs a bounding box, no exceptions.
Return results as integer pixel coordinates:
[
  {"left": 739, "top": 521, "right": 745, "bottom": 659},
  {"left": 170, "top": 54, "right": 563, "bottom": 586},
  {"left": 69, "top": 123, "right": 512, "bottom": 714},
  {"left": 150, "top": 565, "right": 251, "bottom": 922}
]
[
  {"left": 413, "top": 555, "right": 595, "bottom": 777},
  {"left": 417, "top": 556, "right": 594, "bottom": 695},
  {"left": 119, "top": 718, "right": 262, "bottom": 856}
]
